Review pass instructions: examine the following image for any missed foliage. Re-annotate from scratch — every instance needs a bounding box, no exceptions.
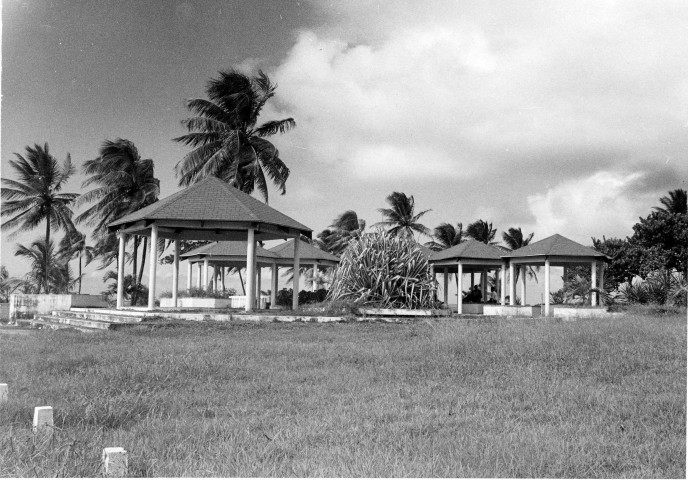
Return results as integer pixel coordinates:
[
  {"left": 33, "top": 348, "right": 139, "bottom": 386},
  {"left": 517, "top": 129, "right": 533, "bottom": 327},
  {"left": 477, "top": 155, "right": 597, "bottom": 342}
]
[
  {"left": 57, "top": 230, "right": 95, "bottom": 294},
  {"left": 15, "top": 239, "right": 74, "bottom": 294},
  {"left": 174, "top": 69, "right": 295, "bottom": 203},
  {"left": 550, "top": 274, "right": 614, "bottom": 306},
  {"left": 616, "top": 271, "right": 686, "bottom": 307},
  {"left": 654, "top": 188, "right": 687, "bottom": 215},
  {"left": 0, "top": 266, "right": 25, "bottom": 302},
  {"left": 321, "top": 210, "right": 367, "bottom": 255},
  {"left": 161, "top": 240, "right": 211, "bottom": 264},
  {"left": 328, "top": 232, "right": 437, "bottom": 309},
  {"left": 374, "top": 192, "right": 431, "bottom": 239},
  {"left": 425, "top": 222, "right": 465, "bottom": 251},
  {"left": 158, "top": 287, "right": 238, "bottom": 299},
  {"left": 276, "top": 288, "right": 328, "bottom": 307},
  {"left": 465, "top": 219, "right": 497, "bottom": 244},
  {"left": 629, "top": 210, "right": 687, "bottom": 276},
  {"left": 102, "top": 271, "right": 148, "bottom": 306},
  {"left": 502, "top": 227, "right": 538, "bottom": 283}
]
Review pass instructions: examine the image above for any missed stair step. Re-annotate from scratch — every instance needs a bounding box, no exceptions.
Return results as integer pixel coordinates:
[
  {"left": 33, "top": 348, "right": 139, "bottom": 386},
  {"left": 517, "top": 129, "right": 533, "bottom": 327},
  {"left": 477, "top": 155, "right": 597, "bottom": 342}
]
[
  {"left": 53, "top": 310, "right": 143, "bottom": 324},
  {"left": 35, "top": 315, "right": 118, "bottom": 330},
  {"left": 18, "top": 317, "right": 102, "bottom": 333}
]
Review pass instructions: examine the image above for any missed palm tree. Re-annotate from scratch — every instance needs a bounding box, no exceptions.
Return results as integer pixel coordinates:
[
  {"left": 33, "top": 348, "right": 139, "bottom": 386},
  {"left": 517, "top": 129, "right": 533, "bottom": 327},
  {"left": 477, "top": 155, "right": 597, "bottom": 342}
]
[
  {"left": 1, "top": 143, "right": 79, "bottom": 292},
  {"left": 77, "top": 139, "right": 160, "bottom": 288},
  {"left": 0, "top": 266, "right": 25, "bottom": 302},
  {"left": 502, "top": 227, "right": 538, "bottom": 283},
  {"left": 15, "top": 239, "right": 73, "bottom": 294},
  {"left": 375, "top": 192, "right": 431, "bottom": 239},
  {"left": 174, "top": 69, "right": 295, "bottom": 203},
  {"left": 654, "top": 188, "right": 687, "bottom": 215},
  {"left": 58, "top": 230, "right": 95, "bottom": 294},
  {"left": 328, "top": 210, "right": 367, "bottom": 255},
  {"left": 426, "top": 222, "right": 465, "bottom": 251},
  {"left": 465, "top": 219, "right": 498, "bottom": 244}
]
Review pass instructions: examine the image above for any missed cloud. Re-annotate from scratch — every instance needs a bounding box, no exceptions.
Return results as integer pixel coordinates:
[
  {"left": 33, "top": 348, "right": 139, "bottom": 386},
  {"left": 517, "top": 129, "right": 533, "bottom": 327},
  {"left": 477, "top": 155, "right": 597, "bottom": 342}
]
[{"left": 525, "top": 171, "right": 658, "bottom": 243}]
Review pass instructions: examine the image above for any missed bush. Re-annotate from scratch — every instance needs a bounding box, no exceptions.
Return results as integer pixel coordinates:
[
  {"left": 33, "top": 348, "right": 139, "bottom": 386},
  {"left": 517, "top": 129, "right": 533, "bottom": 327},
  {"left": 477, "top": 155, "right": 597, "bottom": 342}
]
[
  {"left": 327, "top": 232, "right": 438, "bottom": 309},
  {"left": 159, "top": 287, "right": 237, "bottom": 299},
  {"left": 276, "top": 288, "right": 328, "bottom": 308},
  {"left": 617, "top": 271, "right": 687, "bottom": 307}
]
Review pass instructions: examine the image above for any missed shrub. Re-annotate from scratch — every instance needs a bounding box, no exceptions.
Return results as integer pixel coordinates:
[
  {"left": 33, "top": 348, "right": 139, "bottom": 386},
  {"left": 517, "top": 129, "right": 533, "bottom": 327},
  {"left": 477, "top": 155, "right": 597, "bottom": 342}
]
[
  {"left": 617, "top": 270, "right": 687, "bottom": 307},
  {"left": 159, "top": 287, "right": 237, "bottom": 299},
  {"left": 327, "top": 232, "right": 438, "bottom": 309},
  {"left": 276, "top": 288, "right": 328, "bottom": 308}
]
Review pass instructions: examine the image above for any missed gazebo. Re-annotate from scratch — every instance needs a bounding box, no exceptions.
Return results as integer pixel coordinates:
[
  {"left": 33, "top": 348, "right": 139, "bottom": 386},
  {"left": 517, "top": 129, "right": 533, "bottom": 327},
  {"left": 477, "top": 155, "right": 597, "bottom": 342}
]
[
  {"left": 267, "top": 239, "right": 340, "bottom": 292},
  {"left": 181, "top": 241, "right": 280, "bottom": 307},
  {"left": 107, "top": 176, "right": 311, "bottom": 311},
  {"left": 428, "top": 240, "right": 507, "bottom": 314},
  {"left": 500, "top": 234, "right": 610, "bottom": 316}
]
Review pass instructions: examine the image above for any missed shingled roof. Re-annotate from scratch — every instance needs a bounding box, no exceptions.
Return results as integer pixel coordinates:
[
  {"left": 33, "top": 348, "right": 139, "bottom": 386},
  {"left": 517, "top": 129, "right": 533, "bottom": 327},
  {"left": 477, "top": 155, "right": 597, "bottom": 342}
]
[
  {"left": 430, "top": 239, "right": 505, "bottom": 261},
  {"left": 268, "top": 239, "right": 340, "bottom": 264},
  {"left": 501, "top": 234, "right": 608, "bottom": 259},
  {"left": 181, "top": 241, "right": 279, "bottom": 260},
  {"left": 107, "top": 176, "right": 311, "bottom": 240}
]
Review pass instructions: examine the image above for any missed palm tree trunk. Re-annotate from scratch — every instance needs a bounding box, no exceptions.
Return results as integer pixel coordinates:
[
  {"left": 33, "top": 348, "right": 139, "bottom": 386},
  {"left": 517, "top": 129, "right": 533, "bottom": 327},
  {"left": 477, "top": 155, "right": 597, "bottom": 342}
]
[
  {"left": 45, "top": 219, "right": 50, "bottom": 293},
  {"left": 78, "top": 252, "right": 82, "bottom": 294}
]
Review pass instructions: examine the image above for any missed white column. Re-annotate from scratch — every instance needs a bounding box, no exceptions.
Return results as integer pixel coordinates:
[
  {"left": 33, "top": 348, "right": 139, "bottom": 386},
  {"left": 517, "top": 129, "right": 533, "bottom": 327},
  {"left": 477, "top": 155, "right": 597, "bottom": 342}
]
[
  {"left": 481, "top": 270, "right": 487, "bottom": 302},
  {"left": 599, "top": 262, "right": 605, "bottom": 295},
  {"left": 245, "top": 228, "right": 256, "bottom": 312},
  {"left": 116, "top": 232, "right": 126, "bottom": 309},
  {"left": 312, "top": 262, "right": 318, "bottom": 291},
  {"left": 222, "top": 268, "right": 226, "bottom": 292},
  {"left": 501, "top": 261, "right": 507, "bottom": 305},
  {"left": 203, "top": 258, "right": 209, "bottom": 291},
  {"left": 147, "top": 225, "right": 158, "bottom": 309},
  {"left": 457, "top": 261, "right": 463, "bottom": 314},
  {"left": 186, "top": 261, "right": 192, "bottom": 291},
  {"left": 544, "top": 258, "right": 551, "bottom": 316},
  {"left": 520, "top": 266, "right": 527, "bottom": 306},
  {"left": 591, "top": 261, "right": 598, "bottom": 306},
  {"left": 271, "top": 262, "right": 278, "bottom": 309},
  {"left": 172, "top": 239, "right": 180, "bottom": 308},
  {"left": 292, "top": 239, "right": 300, "bottom": 310},
  {"left": 256, "top": 266, "right": 262, "bottom": 307},
  {"left": 197, "top": 263, "right": 202, "bottom": 289},
  {"left": 509, "top": 262, "right": 515, "bottom": 306},
  {"left": 443, "top": 268, "right": 449, "bottom": 305}
]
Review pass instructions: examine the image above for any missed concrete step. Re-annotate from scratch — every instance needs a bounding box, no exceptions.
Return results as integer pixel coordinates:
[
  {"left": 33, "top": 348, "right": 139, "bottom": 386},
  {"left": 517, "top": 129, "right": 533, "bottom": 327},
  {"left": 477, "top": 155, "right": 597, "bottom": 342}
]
[
  {"left": 36, "top": 314, "right": 119, "bottom": 330},
  {"left": 54, "top": 310, "right": 143, "bottom": 324},
  {"left": 17, "top": 317, "right": 103, "bottom": 333}
]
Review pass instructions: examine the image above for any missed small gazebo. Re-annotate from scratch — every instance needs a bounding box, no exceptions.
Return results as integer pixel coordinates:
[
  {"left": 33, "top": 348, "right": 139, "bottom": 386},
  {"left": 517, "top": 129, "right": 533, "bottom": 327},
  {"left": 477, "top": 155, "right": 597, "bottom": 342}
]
[
  {"left": 428, "top": 240, "right": 506, "bottom": 314},
  {"left": 500, "top": 234, "right": 610, "bottom": 316},
  {"left": 268, "top": 239, "right": 340, "bottom": 291},
  {"left": 107, "top": 177, "right": 312, "bottom": 311}
]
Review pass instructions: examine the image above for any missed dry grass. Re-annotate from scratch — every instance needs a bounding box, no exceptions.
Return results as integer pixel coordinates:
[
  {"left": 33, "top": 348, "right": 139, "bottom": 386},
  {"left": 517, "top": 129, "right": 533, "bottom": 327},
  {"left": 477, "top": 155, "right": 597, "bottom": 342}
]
[{"left": 0, "top": 313, "right": 685, "bottom": 477}]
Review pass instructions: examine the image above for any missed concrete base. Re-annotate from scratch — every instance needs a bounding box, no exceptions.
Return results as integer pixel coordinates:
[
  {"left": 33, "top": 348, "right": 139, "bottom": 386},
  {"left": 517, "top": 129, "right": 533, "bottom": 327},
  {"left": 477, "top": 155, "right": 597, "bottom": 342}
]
[
  {"left": 159, "top": 296, "right": 269, "bottom": 309},
  {"left": 9, "top": 294, "right": 107, "bottom": 323},
  {"left": 457, "top": 304, "right": 484, "bottom": 315},
  {"left": 483, "top": 305, "right": 542, "bottom": 317},
  {"left": 359, "top": 308, "right": 452, "bottom": 317},
  {"left": 553, "top": 306, "right": 610, "bottom": 320}
]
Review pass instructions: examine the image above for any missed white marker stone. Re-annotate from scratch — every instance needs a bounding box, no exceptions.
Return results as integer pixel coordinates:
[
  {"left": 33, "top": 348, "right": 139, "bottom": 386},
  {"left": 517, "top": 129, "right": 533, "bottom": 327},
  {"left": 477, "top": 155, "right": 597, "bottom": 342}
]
[
  {"left": 102, "top": 447, "right": 128, "bottom": 477},
  {"left": 32, "top": 406, "right": 54, "bottom": 435},
  {"left": 0, "top": 384, "right": 7, "bottom": 403}
]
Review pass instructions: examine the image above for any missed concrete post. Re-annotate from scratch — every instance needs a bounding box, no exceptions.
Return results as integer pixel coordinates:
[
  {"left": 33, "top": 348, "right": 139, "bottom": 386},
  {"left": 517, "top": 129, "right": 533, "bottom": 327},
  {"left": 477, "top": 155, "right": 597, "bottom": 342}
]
[
  {"left": 509, "top": 263, "right": 516, "bottom": 306},
  {"left": 544, "top": 258, "right": 551, "bottom": 316},
  {"left": 443, "top": 268, "right": 449, "bottom": 306},
  {"left": 457, "top": 261, "right": 463, "bottom": 314},
  {"left": 293, "top": 239, "right": 300, "bottom": 310},
  {"left": 0, "top": 383, "right": 7, "bottom": 403},
  {"left": 186, "top": 261, "right": 192, "bottom": 291},
  {"left": 203, "top": 258, "right": 209, "bottom": 291},
  {"left": 33, "top": 406, "right": 53, "bottom": 436},
  {"left": 102, "top": 447, "right": 128, "bottom": 477},
  {"left": 599, "top": 262, "right": 605, "bottom": 297},
  {"left": 481, "top": 270, "right": 487, "bottom": 302},
  {"left": 245, "top": 229, "right": 256, "bottom": 312},
  {"left": 197, "top": 263, "right": 202, "bottom": 289},
  {"left": 271, "top": 262, "right": 278, "bottom": 309},
  {"left": 256, "top": 266, "right": 262, "bottom": 307},
  {"left": 501, "top": 261, "right": 507, "bottom": 305},
  {"left": 312, "top": 262, "right": 318, "bottom": 291},
  {"left": 470, "top": 272, "right": 475, "bottom": 290},
  {"left": 116, "top": 232, "right": 126, "bottom": 309},
  {"left": 520, "top": 266, "right": 527, "bottom": 306},
  {"left": 147, "top": 225, "right": 158, "bottom": 310},
  {"left": 591, "top": 261, "right": 598, "bottom": 306},
  {"left": 222, "top": 267, "right": 226, "bottom": 292},
  {"left": 172, "top": 239, "right": 180, "bottom": 308}
]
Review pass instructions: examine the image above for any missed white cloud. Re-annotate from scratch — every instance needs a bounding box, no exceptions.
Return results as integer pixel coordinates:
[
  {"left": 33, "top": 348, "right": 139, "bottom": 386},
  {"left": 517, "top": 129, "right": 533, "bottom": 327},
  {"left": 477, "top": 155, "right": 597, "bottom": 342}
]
[{"left": 525, "top": 171, "right": 656, "bottom": 243}]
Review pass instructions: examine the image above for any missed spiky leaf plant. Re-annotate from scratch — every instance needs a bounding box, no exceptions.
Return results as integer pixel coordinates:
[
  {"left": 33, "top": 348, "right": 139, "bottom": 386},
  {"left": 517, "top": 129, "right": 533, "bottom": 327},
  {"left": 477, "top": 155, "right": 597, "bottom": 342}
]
[{"left": 328, "top": 232, "right": 437, "bottom": 309}]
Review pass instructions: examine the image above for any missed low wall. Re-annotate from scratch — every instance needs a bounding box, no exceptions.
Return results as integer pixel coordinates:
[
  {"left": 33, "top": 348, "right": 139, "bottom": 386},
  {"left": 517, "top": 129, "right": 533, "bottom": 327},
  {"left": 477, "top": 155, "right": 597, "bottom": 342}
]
[
  {"left": 457, "top": 304, "right": 484, "bottom": 315},
  {"left": 9, "top": 294, "right": 108, "bottom": 323},
  {"left": 552, "top": 306, "right": 610, "bottom": 320},
  {"left": 159, "top": 296, "right": 269, "bottom": 309},
  {"left": 482, "top": 305, "right": 542, "bottom": 317}
]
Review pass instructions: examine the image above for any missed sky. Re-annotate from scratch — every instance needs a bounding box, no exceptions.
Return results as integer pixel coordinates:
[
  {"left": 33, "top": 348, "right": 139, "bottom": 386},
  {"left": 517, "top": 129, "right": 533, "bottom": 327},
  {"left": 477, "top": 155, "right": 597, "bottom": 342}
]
[{"left": 1, "top": 0, "right": 687, "bottom": 299}]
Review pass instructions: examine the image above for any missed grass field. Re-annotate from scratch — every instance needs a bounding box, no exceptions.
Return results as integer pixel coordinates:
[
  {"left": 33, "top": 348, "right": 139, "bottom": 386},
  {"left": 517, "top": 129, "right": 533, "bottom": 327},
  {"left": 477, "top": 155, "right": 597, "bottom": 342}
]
[{"left": 1, "top": 313, "right": 685, "bottom": 477}]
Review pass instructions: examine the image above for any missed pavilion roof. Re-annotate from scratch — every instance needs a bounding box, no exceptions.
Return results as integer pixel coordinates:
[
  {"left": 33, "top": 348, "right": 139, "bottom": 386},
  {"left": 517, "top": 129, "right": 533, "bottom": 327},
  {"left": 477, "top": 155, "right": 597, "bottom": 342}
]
[
  {"left": 268, "top": 239, "right": 340, "bottom": 263},
  {"left": 108, "top": 176, "right": 311, "bottom": 239},
  {"left": 181, "top": 241, "right": 279, "bottom": 259},
  {"left": 429, "top": 239, "right": 505, "bottom": 261},
  {"left": 500, "top": 234, "right": 608, "bottom": 259}
]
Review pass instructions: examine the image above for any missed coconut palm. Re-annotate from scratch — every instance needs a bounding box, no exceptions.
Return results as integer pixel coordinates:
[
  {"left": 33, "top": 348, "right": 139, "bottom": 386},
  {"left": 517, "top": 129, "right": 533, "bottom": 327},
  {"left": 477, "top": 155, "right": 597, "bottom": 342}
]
[
  {"left": 77, "top": 139, "right": 160, "bottom": 285},
  {"left": 1, "top": 143, "right": 79, "bottom": 292},
  {"left": 58, "top": 230, "right": 95, "bottom": 294},
  {"left": 465, "top": 219, "right": 498, "bottom": 244},
  {"left": 0, "top": 266, "right": 25, "bottom": 302},
  {"left": 425, "top": 222, "right": 465, "bottom": 251},
  {"left": 15, "top": 239, "right": 73, "bottom": 294},
  {"left": 654, "top": 188, "right": 687, "bottom": 215},
  {"left": 174, "top": 69, "right": 295, "bottom": 203},
  {"left": 375, "top": 192, "right": 431, "bottom": 239},
  {"left": 327, "top": 210, "right": 367, "bottom": 255},
  {"left": 502, "top": 227, "right": 538, "bottom": 283}
]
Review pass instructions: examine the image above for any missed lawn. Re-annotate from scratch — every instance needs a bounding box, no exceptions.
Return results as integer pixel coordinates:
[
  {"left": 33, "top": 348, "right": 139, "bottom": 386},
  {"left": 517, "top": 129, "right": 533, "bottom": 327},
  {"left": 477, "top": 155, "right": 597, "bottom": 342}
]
[{"left": 0, "top": 313, "right": 685, "bottom": 477}]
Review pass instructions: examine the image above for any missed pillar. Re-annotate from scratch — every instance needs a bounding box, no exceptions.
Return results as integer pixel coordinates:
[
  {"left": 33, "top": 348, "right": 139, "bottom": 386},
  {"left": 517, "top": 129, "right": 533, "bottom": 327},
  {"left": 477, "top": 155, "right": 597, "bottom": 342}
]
[
  {"left": 271, "top": 262, "right": 278, "bottom": 309},
  {"left": 509, "top": 262, "right": 515, "bottom": 306},
  {"left": 172, "top": 239, "right": 180, "bottom": 308},
  {"left": 470, "top": 272, "right": 475, "bottom": 289},
  {"left": 293, "top": 239, "right": 300, "bottom": 310},
  {"left": 457, "top": 261, "right": 463, "bottom": 314},
  {"left": 147, "top": 225, "right": 158, "bottom": 309},
  {"left": 197, "top": 263, "right": 202, "bottom": 289},
  {"left": 591, "top": 261, "right": 598, "bottom": 306},
  {"left": 116, "top": 232, "right": 126, "bottom": 309},
  {"left": 312, "top": 262, "right": 318, "bottom": 291},
  {"left": 599, "top": 262, "right": 605, "bottom": 296},
  {"left": 544, "top": 258, "right": 551, "bottom": 316},
  {"left": 203, "top": 258, "right": 209, "bottom": 291},
  {"left": 443, "top": 268, "right": 449, "bottom": 306},
  {"left": 245, "top": 228, "right": 256, "bottom": 312},
  {"left": 222, "top": 268, "right": 226, "bottom": 292},
  {"left": 501, "top": 261, "right": 507, "bottom": 305},
  {"left": 186, "top": 261, "right": 192, "bottom": 291},
  {"left": 481, "top": 269, "right": 487, "bottom": 302},
  {"left": 520, "top": 266, "right": 527, "bottom": 306},
  {"left": 256, "top": 266, "right": 262, "bottom": 307}
]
